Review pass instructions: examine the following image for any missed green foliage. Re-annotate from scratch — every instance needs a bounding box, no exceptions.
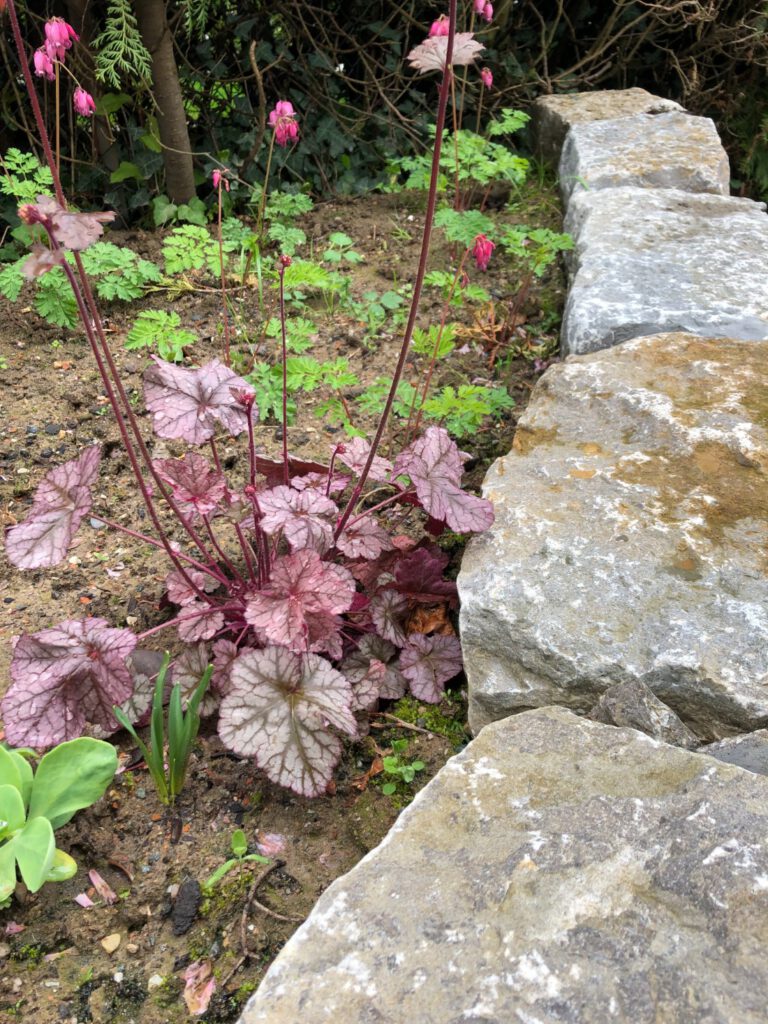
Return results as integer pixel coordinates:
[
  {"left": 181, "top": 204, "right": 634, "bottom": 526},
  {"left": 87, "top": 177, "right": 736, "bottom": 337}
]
[
  {"left": 162, "top": 225, "right": 221, "bottom": 276},
  {"left": 267, "top": 222, "right": 307, "bottom": 256},
  {"left": 0, "top": 149, "right": 54, "bottom": 206},
  {"left": 126, "top": 310, "right": 197, "bottom": 361},
  {"left": 434, "top": 207, "right": 494, "bottom": 248},
  {"left": 411, "top": 323, "right": 457, "bottom": 359},
  {"left": 35, "top": 269, "right": 79, "bottom": 328},
  {"left": 113, "top": 653, "right": 211, "bottom": 806},
  {"left": 422, "top": 384, "right": 515, "bottom": 437},
  {"left": 499, "top": 226, "right": 573, "bottom": 277},
  {"left": 92, "top": 0, "right": 152, "bottom": 87},
  {"left": 81, "top": 242, "right": 163, "bottom": 301},
  {"left": 487, "top": 109, "right": 531, "bottom": 137},
  {"left": 348, "top": 287, "right": 406, "bottom": 337},
  {"left": 0, "top": 261, "right": 24, "bottom": 303},
  {"left": 323, "top": 232, "right": 363, "bottom": 264},
  {"left": 281, "top": 259, "right": 342, "bottom": 308},
  {"left": 356, "top": 378, "right": 417, "bottom": 420},
  {"left": 202, "top": 829, "right": 269, "bottom": 895},
  {"left": 285, "top": 356, "right": 358, "bottom": 394},
  {"left": 424, "top": 270, "right": 489, "bottom": 307},
  {"left": 247, "top": 364, "right": 297, "bottom": 422},
  {"left": 379, "top": 739, "right": 425, "bottom": 796},
  {"left": 254, "top": 188, "right": 314, "bottom": 223},
  {"left": 265, "top": 315, "right": 317, "bottom": 353},
  {"left": 153, "top": 195, "right": 208, "bottom": 228},
  {"left": 0, "top": 739, "right": 117, "bottom": 905}
]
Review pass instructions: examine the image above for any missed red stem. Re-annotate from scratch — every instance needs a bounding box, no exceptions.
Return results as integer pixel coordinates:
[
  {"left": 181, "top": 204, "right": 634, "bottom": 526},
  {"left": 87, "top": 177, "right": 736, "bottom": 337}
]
[
  {"left": 335, "top": 0, "right": 458, "bottom": 541},
  {"left": 278, "top": 262, "right": 290, "bottom": 485},
  {"left": 216, "top": 183, "right": 233, "bottom": 366}
]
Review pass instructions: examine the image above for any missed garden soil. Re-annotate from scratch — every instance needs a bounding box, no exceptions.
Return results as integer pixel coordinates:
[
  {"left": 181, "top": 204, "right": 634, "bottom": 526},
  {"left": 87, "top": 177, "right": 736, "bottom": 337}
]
[{"left": 0, "top": 192, "right": 563, "bottom": 1023}]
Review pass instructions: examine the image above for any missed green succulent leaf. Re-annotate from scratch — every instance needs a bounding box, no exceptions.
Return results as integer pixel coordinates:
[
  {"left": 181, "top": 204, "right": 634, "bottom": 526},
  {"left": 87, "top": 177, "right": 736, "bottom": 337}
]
[
  {"left": 13, "top": 815, "right": 55, "bottom": 893},
  {"left": 28, "top": 737, "right": 118, "bottom": 830}
]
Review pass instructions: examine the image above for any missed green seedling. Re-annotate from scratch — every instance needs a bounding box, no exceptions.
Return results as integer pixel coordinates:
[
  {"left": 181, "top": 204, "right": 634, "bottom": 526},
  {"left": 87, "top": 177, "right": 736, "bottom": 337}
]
[
  {"left": 113, "top": 653, "right": 211, "bottom": 806},
  {"left": 379, "top": 739, "right": 425, "bottom": 796},
  {"left": 0, "top": 738, "right": 118, "bottom": 905},
  {"left": 202, "top": 829, "right": 269, "bottom": 894},
  {"left": 125, "top": 309, "right": 197, "bottom": 362}
]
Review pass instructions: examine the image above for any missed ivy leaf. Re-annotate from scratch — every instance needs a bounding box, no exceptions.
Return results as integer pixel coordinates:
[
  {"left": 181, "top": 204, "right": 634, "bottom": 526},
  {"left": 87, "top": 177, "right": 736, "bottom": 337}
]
[
  {"left": 218, "top": 647, "right": 357, "bottom": 797},
  {"left": 335, "top": 437, "right": 392, "bottom": 483},
  {"left": 154, "top": 453, "right": 227, "bottom": 520},
  {"left": 3, "top": 618, "right": 136, "bottom": 747},
  {"left": 257, "top": 485, "right": 338, "bottom": 553},
  {"left": 370, "top": 590, "right": 409, "bottom": 647},
  {"left": 341, "top": 635, "right": 407, "bottom": 702},
  {"left": 336, "top": 515, "right": 393, "bottom": 561},
  {"left": 400, "top": 633, "right": 463, "bottom": 703},
  {"left": 245, "top": 549, "right": 355, "bottom": 652},
  {"left": 392, "top": 545, "right": 458, "bottom": 606},
  {"left": 6, "top": 446, "right": 101, "bottom": 569},
  {"left": 143, "top": 357, "right": 255, "bottom": 444},
  {"left": 393, "top": 426, "right": 493, "bottom": 533},
  {"left": 407, "top": 32, "right": 484, "bottom": 74}
]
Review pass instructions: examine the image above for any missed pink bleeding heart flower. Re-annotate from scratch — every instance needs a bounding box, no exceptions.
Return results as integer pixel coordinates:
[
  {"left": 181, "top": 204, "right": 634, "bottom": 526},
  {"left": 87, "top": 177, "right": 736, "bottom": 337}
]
[
  {"left": 429, "top": 15, "right": 449, "bottom": 37},
  {"left": 73, "top": 87, "right": 96, "bottom": 117},
  {"left": 472, "top": 233, "right": 495, "bottom": 272},
  {"left": 44, "top": 17, "right": 79, "bottom": 62},
  {"left": 482, "top": 1, "right": 493, "bottom": 21},
  {"left": 480, "top": 67, "right": 493, "bottom": 89},
  {"left": 269, "top": 100, "right": 299, "bottom": 148},
  {"left": 212, "top": 169, "right": 229, "bottom": 191},
  {"left": 33, "top": 47, "right": 56, "bottom": 81},
  {"left": 473, "top": 0, "right": 485, "bottom": 12}
]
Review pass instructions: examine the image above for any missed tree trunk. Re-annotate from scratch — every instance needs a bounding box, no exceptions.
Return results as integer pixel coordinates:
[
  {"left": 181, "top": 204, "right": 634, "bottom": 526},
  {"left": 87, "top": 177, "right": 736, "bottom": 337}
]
[{"left": 133, "top": 0, "right": 196, "bottom": 203}]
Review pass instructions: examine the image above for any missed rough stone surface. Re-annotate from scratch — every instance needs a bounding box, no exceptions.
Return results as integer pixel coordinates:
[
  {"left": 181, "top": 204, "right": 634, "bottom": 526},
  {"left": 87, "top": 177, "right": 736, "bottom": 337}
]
[
  {"left": 458, "top": 333, "right": 768, "bottom": 739},
  {"left": 701, "top": 730, "right": 768, "bottom": 776},
  {"left": 559, "top": 112, "right": 729, "bottom": 202},
  {"left": 240, "top": 707, "right": 768, "bottom": 1024},
  {"left": 561, "top": 187, "right": 768, "bottom": 354},
  {"left": 588, "top": 679, "right": 698, "bottom": 749},
  {"left": 533, "top": 88, "right": 683, "bottom": 164}
]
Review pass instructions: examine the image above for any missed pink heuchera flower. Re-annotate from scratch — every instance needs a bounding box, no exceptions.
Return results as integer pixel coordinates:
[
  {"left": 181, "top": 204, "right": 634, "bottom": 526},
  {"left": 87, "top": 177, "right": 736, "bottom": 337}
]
[
  {"left": 73, "top": 87, "right": 96, "bottom": 117},
  {"left": 472, "top": 233, "right": 495, "bottom": 271},
  {"left": 269, "top": 100, "right": 299, "bottom": 148},
  {"left": 480, "top": 67, "right": 493, "bottom": 89},
  {"left": 482, "top": 1, "right": 493, "bottom": 22},
  {"left": 429, "top": 15, "right": 449, "bottom": 37},
  {"left": 44, "top": 17, "right": 79, "bottom": 62},
  {"left": 33, "top": 47, "right": 56, "bottom": 81}
]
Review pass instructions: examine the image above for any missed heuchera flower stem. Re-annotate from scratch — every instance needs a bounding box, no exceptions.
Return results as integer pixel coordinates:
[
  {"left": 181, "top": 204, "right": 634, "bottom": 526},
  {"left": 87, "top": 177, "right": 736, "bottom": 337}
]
[
  {"left": 335, "top": 0, "right": 458, "bottom": 540},
  {"left": 215, "top": 181, "right": 233, "bottom": 366},
  {"left": 278, "top": 258, "right": 290, "bottom": 485}
]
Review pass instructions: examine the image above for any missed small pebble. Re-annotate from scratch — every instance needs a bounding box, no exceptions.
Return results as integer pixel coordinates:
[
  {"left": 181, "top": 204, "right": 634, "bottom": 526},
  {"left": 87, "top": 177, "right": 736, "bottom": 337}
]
[
  {"left": 125, "top": 943, "right": 139, "bottom": 954},
  {"left": 44, "top": 423, "right": 62, "bottom": 435},
  {"left": 0, "top": 943, "right": 9, "bottom": 958},
  {"left": 113, "top": 971, "right": 124, "bottom": 983},
  {"left": 100, "top": 932, "right": 121, "bottom": 954},
  {"left": 136, "top": 788, "right": 146, "bottom": 799},
  {"left": 147, "top": 974, "right": 165, "bottom": 992},
  {"left": 25, "top": 425, "right": 38, "bottom": 435}
]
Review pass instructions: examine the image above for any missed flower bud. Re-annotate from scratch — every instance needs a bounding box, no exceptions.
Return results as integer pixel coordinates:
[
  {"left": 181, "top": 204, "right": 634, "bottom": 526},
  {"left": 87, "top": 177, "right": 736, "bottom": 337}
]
[
  {"left": 480, "top": 67, "right": 493, "bottom": 89},
  {"left": 43, "top": 17, "right": 79, "bottom": 62},
  {"left": 73, "top": 87, "right": 96, "bottom": 117},
  {"left": 472, "top": 233, "right": 495, "bottom": 272},
  {"left": 429, "top": 15, "right": 450, "bottom": 37},
  {"left": 33, "top": 47, "right": 55, "bottom": 81},
  {"left": 269, "top": 101, "right": 300, "bottom": 148},
  {"left": 482, "top": 1, "right": 493, "bottom": 22}
]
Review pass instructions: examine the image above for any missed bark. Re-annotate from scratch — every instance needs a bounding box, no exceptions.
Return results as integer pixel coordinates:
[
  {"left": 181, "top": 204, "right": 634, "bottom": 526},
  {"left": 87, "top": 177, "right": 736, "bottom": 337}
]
[{"left": 133, "top": 0, "right": 196, "bottom": 203}]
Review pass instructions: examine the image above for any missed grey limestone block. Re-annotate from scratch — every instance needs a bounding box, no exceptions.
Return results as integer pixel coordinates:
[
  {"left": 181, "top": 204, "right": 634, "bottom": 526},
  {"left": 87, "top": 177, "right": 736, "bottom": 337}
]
[
  {"left": 558, "top": 111, "right": 729, "bottom": 202},
  {"left": 240, "top": 708, "right": 768, "bottom": 1024},
  {"left": 458, "top": 333, "right": 768, "bottom": 739},
  {"left": 533, "top": 87, "right": 683, "bottom": 165},
  {"left": 561, "top": 187, "right": 768, "bottom": 354}
]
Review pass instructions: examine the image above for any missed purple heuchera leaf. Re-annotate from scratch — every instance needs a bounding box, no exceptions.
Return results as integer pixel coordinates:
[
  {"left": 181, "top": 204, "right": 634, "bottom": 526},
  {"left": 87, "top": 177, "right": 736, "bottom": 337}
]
[
  {"left": 407, "top": 32, "right": 484, "bottom": 73},
  {"left": 144, "top": 358, "right": 255, "bottom": 444},
  {"left": 370, "top": 590, "right": 409, "bottom": 647},
  {"left": 154, "top": 454, "right": 227, "bottom": 519},
  {"left": 20, "top": 196, "right": 116, "bottom": 251},
  {"left": 212, "top": 639, "right": 239, "bottom": 696},
  {"left": 166, "top": 567, "right": 218, "bottom": 607},
  {"left": 392, "top": 545, "right": 458, "bottom": 605},
  {"left": 336, "top": 437, "right": 393, "bottom": 483},
  {"left": 341, "top": 635, "right": 407, "bottom": 702},
  {"left": 173, "top": 644, "right": 219, "bottom": 716},
  {"left": 348, "top": 659, "right": 387, "bottom": 712},
  {"left": 3, "top": 617, "right": 136, "bottom": 747},
  {"left": 400, "top": 633, "right": 463, "bottom": 702},
  {"left": 257, "top": 485, "right": 337, "bottom": 553},
  {"left": 176, "top": 602, "right": 225, "bottom": 642},
  {"left": 336, "top": 515, "right": 393, "bottom": 561},
  {"left": 218, "top": 646, "right": 357, "bottom": 797},
  {"left": 245, "top": 549, "right": 354, "bottom": 653},
  {"left": 292, "top": 471, "right": 350, "bottom": 496},
  {"left": 22, "top": 245, "right": 64, "bottom": 279},
  {"left": 394, "top": 426, "right": 493, "bottom": 533},
  {"left": 6, "top": 446, "right": 101, "bottom": 569}
]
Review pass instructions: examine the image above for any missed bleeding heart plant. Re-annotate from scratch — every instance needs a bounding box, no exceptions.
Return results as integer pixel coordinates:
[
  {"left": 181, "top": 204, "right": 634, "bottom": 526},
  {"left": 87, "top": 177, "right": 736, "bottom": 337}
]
[{"left": 2, "top": 0, "right": 493, "bottom": 797}]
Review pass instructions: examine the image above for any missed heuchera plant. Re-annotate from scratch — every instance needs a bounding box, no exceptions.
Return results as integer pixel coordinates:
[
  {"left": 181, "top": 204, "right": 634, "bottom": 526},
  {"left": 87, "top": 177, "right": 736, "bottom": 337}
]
[{"left": 2, "top": 0, "right": 493, "bottom": 797}]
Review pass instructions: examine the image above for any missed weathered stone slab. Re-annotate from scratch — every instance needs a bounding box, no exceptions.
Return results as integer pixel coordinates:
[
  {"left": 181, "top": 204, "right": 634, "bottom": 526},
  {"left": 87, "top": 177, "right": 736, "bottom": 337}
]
[
  {"left": 702, "top": 730, "right": 768, "bottom": 776},
  {"left": 240, "top": 707, "right": 768, "bottom": 1024},
  {"left": 533, "top": 87, "right": 682, "bottom": 164},
  {"left": 559, "top": 112, "right": 729, "bottom": 202},
  {"left": 561, "top": 187, "right": 768, "bottom": 354},
  {"left": 588, "top": 679, "right": 698, "bottom": 749},
  {"left": 458, "top": 333, "right": 768, "bottom": 739}
]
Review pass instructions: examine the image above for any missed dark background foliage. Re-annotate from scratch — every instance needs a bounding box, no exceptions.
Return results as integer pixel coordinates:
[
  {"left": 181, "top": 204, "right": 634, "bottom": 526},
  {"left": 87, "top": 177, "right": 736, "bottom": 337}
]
[{"left": 2, "top": 0, "right": 767, "bottom": 217}]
